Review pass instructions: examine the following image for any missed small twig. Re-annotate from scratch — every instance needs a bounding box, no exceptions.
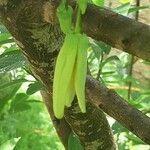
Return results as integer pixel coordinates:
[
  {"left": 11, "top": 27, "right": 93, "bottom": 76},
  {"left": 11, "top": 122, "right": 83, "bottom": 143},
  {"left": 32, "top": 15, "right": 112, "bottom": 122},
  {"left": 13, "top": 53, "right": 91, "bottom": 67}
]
[
  {"left": 127, "top": 0, "right": 140, "bottom": 101},
  {"left": 65, "top": 0, "right": 70, "bottom": 9},
  {"left": 108, "top": 0, "right": 112, "bottom": 8},
  {"left": 86, "top": 76, "right": 150, "bottom": 145},
  {"left": 127, "top": 55, "right": 134, "bottom": 100},
  {"left": 108, "top": 85, "right": 141, "bottom": 92},
  {"left": 96, "top": 52, "right": 104, "bottom": 80}
]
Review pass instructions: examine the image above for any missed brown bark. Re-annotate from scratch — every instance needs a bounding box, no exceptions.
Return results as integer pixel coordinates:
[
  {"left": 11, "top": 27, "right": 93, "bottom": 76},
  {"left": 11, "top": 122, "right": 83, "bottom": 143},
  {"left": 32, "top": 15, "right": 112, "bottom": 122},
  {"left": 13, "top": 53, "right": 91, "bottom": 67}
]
[
  {"left": 0, "top": 0, "right": 150, "bottom": 148},
  {"left": 86, "top": 76, "right": 150, "bottom": 144},
  {"left": 0, "top": 0, "right": 116, "bottom": 149},
  {"left": 82, "top": 4, "right": 150, "bottom": 61},
  {"left": 40, "top": 90, "right": 71, "bottom": 148}
]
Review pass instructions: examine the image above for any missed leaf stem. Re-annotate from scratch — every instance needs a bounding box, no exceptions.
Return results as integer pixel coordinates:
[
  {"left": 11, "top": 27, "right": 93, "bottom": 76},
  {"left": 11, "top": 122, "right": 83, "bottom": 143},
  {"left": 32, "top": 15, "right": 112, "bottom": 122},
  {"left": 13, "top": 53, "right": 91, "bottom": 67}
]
[{"left": 75, "top": 2, "right": 81, "bottom": 33}]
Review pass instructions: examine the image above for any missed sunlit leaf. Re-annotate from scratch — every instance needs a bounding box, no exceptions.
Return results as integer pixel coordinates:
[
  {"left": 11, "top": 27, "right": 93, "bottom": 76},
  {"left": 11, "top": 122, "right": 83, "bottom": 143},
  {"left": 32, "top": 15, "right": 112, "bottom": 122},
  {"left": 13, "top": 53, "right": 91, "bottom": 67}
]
[
  {"left": 92, "top": 0, "right": 104, "bottom": 6},
  {"left": 0, "top": 137, "right": 21, "bottom": 150},
  {"left": 99, "top": 56, "right": 120, "bottom": 70},
  {"left": 26, "top": 81, "right": 43, "bottom": 95},
  {"left": 119, "top": 0, "right": 131, "bottom": 4},
  {"left": 68, "top": 132, "right": 83, "bottom": 150},
  {"left": 0, "top": 50, "right": 27, "bottom": 72},
  {"left": 10, "top": 93, "right": 31, "bottom": 112},
  {"left": 0, "top": 79, "right": 29, "bottom": 90}
]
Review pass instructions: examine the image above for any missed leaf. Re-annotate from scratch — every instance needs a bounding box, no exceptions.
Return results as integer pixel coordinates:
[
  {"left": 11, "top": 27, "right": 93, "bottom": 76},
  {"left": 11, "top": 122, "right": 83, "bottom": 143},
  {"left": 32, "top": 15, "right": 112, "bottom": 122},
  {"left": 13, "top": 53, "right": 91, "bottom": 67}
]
[
  {"left": 26, "top": 81, "right": 43, "bottom": 95},
  {"left": 126, "top": 134, "right": 144, "bottom": 145},
  {"left": 14, "top": 93, "right": 29, "bottom": 101},
  {"left": 0, "top": 33, "right": 14, "bottom": 45},
  {"left": 0, "top": 75, "right": 24, "bottom": 112},
  {"left": 0, "top": 79, "right": 28, "bottom": 90},
  {"left": 0, "top": 24, "right": 9, "bottom": 33},
  {"left": 0, "top": 137, "right": 21, "bottom": 150},
  {"left": 3, "top": 44, "right": 19, "bottom": 53},
  {"left": 10, "top": 93, "right": 31, "bottom": 112},
  {"left": 26, "top": 99, "right": 42, "bottom": 103},
  {"left": 68, "top": 132, "right": 83, "bottom": 150},
  {"left": 91, "top": 40, "right": 111, "bottom": 60},
  {"left": 113, "top": 3, "right": 149, "bottom": 16},
  {"left": 96, "top": 41, "right": 111, "bottom": 54},
  {"left": 0, "top": 85, "right": 22, "bottom": 112},
  {"left": 91, "top": 43, "right": 102, "bottom": 60},
  {"left": 0, "top": 50, "right": 27, "bottom": 72},
  {"left": 113, "top": 3, "right": 130, "bottom": 15},
  {"left": 128, "top": 6, "right": 150, "bottom": 14},
  {"left": 92, "top": 0, "right": 104, "bottom": 6},
  {"left": 119, "top": 0, "right": 130, "bottom": 4},
  {"left": 101, "top": 71, "right": 116, "bottom": 76},
  {"left": 78, "top": 0, "right": 88, "bottom": 14},
  {"left": 112, "top": 121, "right": 129, "bottom": 134},
  {"left": 99, "top": 56, "right": 120, "bottom": 70},
  {"left": 123, "top": 75, "right": 137, "bottom": 84},
  {"left": 12, "top": 102, "right": 31, "bottom": 112},
  {"left": 57, "top": 1, "right": 73, "bottom": 34}
]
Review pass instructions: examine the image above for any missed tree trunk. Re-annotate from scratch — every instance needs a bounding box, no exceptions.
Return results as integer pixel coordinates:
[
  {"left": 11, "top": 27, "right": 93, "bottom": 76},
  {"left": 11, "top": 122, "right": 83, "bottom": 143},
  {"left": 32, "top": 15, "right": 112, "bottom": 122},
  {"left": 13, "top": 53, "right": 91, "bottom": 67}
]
[
  {"left": 0, "top": 0, "right": 116, "bottom": 149},
  {"left": 0, "top": 0, "right": 150, "bottom": 148}
]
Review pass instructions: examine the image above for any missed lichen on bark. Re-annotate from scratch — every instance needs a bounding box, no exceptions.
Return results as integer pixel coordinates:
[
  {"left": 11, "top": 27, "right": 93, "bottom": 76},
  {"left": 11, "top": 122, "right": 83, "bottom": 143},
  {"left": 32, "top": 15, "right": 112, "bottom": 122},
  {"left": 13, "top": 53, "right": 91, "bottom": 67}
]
[{"left": 0, "top": 0, "right": 117, "bottom": 149}]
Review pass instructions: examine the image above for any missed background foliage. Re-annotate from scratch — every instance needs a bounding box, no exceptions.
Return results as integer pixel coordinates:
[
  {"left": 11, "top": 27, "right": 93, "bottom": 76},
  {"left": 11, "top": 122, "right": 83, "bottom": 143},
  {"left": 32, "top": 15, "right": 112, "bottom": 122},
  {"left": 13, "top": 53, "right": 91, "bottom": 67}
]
[{"left": 0, "top": 0, "right": 150, "bottom": 149}]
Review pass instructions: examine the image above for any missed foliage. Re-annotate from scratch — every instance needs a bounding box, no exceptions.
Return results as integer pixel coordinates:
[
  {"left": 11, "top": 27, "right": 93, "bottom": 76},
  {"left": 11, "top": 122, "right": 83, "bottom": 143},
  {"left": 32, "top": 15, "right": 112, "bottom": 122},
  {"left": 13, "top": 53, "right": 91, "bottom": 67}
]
[
  {"left": 0, "top": 26, "right": 64, "bottom": 149},
  {"left": 0, "top": 0, "right": 150, "bottom": 150}
]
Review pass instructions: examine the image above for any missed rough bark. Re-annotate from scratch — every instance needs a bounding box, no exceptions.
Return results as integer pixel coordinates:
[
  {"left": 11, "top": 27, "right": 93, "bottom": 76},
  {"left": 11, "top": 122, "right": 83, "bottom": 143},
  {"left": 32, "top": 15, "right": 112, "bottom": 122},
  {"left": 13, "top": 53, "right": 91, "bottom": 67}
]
[
  {"left": 0, "top": 0, "right": 149, "bottom": 149},
  {"left": 0, "top": 0, "right": 116, "bottom": 149},
  {"left": 86, "top": 76, "right": 150, "bottom": 144},
  {"left": 82, "top": 4, "right": 150, "bottom": 61},
  {"left": 40, "top": 90, "right": 71, "bottom": 148}
]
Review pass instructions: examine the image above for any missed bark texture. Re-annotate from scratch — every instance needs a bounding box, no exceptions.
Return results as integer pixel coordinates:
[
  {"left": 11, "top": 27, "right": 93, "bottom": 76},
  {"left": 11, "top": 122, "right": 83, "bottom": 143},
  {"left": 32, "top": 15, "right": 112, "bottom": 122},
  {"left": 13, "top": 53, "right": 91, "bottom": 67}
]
[
  {"left": 86, "top": 76, "right": 150, "bottom": 144},
  {"left": 0, "top": 0, "right": 150, "bottom": 149},
  {"left": 0, "top": 0, "right": 116, "bottom": 149},
  {"left": 82, "top": 4, "right": 150, "bottom": 61}
]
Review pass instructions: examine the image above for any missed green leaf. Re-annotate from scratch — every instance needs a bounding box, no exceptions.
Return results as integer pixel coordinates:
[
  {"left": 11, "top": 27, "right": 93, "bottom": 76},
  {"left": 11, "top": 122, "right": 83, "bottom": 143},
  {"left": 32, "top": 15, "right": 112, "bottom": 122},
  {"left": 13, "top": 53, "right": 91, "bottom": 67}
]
[
  {"left": 99, "top": 56, "right": 120, "bottom": 70},
  {"left": 97, "top": 41, "right": 111, "bottom": 54},
  {"left": 128, "top": 6, "right": 150, "bottom": 14},
  {"left": 113, "top": 3, "right": 149, "bottom": 16},
  {"left": 0, "top": 50, "right": 27, "bottom": 72},
  {"left": 91, "top": 40, "right": 111, "bottom": 60},
  {"left": 68, "top": 132, "right": 83, "bottom": 150},
  {"left": 26, "top": 81, "right": 43, "bottom": 95},
  {"left": 0, "top": 74, "right": 23, "bottom": 112},
  {"left": 0, "top": 85, "right": 22, "bottom": 112},
  {"left": 101, "top": 71, "right": 116, "bottom": 76},
  {"left": 26, "top": 99, "right": 42, "bottom": 103},
  {"left": 12, "top": 102, "right": 31, "bottom": 112},
  {"left": 14, "top": 93, "right": 29, "bottom": 101},
  {"left": 112, "top": 121, "right": 129, "bottom": 134},
  {"left": 0, "top": 33, "right": 14, "bottom": 45},
  {"left": 10, "top": 93, "right": 31, "bottom": 112},
  {"left": 3, "top": 44, "right": 19, "bottom": 53},
  {"left": 113, "top": 3, "right": 130, "bottom": 15},
  {"left": 92, "top": 0, "right": 104, "bottom": 6},
  {"left": 126, "top": 134, "right": 144, "bottom": 145},
  {"left": 0, "top": 24, "right": 9, "bottom": 33},
  {"left": 57, "top": 1, "right": 73, "bottom": 34},
  {"left": 0, "top": 137, "right": 21, "bottom": 150},
  {"left": 91, "top": 42, "right": 102, "bottom": 60},
  {"left": 0, "top": 79, "right": 28, "bottom": 90},
  {"left": 119, "top": 0, "right": 130, "bottom": 4},
  {"left": 78, "top": 0, "right": 88, "bottom": 14}
]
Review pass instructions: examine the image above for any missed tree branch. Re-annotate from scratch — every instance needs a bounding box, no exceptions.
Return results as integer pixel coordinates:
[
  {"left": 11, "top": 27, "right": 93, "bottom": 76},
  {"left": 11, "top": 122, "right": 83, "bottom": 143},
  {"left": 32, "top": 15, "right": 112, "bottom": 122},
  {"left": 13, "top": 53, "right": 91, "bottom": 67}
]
[
  {"left": 82, "top": 4, "right": 150, "bottom": 61},
  {"left": 40, "top": 90, "right": 71, "bottom": 148},
  {"left": 0, "top": 1, "right": 116, "bottom": 149},
  {"left": 86, "top": 76, "right": 150, "bottom": 144},
  {"left": 0, "top": 0, "right": 150, "bottom": 147}
]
